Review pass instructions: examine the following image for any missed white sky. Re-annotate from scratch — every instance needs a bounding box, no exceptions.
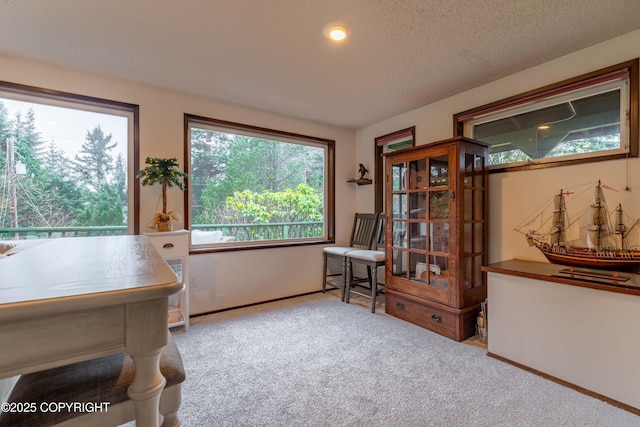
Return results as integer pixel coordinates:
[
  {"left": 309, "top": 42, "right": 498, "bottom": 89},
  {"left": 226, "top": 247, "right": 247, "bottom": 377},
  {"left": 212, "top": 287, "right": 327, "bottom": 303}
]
[{"left": 1, "top": 97, "right": 128, "bottom": 160}]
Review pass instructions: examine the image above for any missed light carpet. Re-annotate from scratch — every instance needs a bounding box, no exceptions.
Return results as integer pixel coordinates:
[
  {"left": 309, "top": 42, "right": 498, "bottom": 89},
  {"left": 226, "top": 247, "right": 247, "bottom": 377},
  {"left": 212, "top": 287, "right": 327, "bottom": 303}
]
[{"left": 171, "top": 292, "right": 639, "bottom": 426}]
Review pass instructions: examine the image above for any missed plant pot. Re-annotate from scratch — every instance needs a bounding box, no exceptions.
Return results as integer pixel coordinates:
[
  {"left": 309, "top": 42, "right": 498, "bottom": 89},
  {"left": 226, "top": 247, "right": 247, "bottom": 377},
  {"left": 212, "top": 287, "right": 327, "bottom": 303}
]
[{"left": 157, "top": 221, "right": 173, "bottom": 232}]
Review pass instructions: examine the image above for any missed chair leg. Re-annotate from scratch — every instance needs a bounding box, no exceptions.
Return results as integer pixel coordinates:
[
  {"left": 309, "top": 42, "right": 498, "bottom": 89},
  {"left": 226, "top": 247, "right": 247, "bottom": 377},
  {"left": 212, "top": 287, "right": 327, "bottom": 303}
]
[
  {"left": 370, "top": 263, "right": 377, "bottom": 313},
  {"left": 341, "top": 257, "right": 349, "bottom": 302},
  {"left": 322, "top": 253, "right": 328, "bottom": 293}
]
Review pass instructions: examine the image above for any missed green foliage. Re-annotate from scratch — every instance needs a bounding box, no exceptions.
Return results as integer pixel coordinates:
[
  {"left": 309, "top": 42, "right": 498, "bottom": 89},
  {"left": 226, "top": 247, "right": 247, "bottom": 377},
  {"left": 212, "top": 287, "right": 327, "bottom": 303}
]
[
  {"left": 489, "top": 149, "right": 529, "bottom": 165},
  {"left": 202, "top": 183, "right": 323, "bottom": 225},
  {"left": 0, "top": 102, "right": 9, "bottom": 145},
  {"left": 191, "top": 130, "right": 325, "bottom": 225},
  {"left": 489, "top": 135, "right": 621, "bottom": 166},
  {"left": 136, "top": 157, "right": 188, "bottom": 189},
  {"left": 74, "top": 126, "right": 117, "bottom": 189},
  {"left": 190, "top": 130, "right": 229, "bottom": 218},
  {"left": 547, "top": 135, "right": 620, "bottom": 157},
  {"left": 136, "top": 157, "right": 188, "bottom": 215},
  {"left": 13, "top": 109, "right": 44, "bottom": 178},
  {"left": 74, "top": 184, "right": 125, "bottom": 227}
]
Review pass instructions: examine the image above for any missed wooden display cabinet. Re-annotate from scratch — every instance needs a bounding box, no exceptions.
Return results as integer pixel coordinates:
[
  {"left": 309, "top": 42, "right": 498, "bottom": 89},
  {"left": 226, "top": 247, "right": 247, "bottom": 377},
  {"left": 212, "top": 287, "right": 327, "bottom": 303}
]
[{"left": 383, "top": 136, "right": 488, "bottom": 341}]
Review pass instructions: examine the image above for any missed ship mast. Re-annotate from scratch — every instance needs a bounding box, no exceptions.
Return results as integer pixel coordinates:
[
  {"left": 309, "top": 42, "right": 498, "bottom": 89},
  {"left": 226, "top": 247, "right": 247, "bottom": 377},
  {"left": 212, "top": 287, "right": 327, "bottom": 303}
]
[
  {"left": 614, "top": 203, "right": 627, "bottom": 250},
  {"left": 588, "top": 180, "right": 612, "bottom": 250},
  {"left": 551, "top": 189, "right": 567, "bottom": 245}
]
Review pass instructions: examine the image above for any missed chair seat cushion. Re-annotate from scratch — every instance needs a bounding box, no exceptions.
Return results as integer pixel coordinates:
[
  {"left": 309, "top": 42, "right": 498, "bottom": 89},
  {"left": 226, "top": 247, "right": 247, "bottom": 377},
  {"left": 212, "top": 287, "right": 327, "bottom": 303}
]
[
  {"left": 0, "top": 335, "right": 184, "bottom": 427},
  {"left": 347, "top": 250, "right": 385, "bottom": 262},
  {"left": 323, "top": 246, "right": 356, "bottom": 256}
]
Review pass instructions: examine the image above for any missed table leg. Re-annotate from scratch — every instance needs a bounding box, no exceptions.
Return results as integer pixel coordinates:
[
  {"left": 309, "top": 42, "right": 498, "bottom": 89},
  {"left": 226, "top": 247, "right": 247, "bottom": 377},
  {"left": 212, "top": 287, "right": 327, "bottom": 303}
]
[
  {"left": 128, "top": 349, "right": 166, "bottom": 427},
  {"left": 126, "top": 298, "right": 170, "bottom": 427}
]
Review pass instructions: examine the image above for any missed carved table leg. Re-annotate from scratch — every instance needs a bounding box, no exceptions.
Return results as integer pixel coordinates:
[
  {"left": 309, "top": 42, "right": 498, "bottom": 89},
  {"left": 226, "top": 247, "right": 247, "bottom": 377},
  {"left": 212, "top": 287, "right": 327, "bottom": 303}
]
[
  {"left": 128, "top": 349, "right": 166, "bottom": 427},
  {"left": 126, "top": 298, "right": 170, "bottom": 427}
]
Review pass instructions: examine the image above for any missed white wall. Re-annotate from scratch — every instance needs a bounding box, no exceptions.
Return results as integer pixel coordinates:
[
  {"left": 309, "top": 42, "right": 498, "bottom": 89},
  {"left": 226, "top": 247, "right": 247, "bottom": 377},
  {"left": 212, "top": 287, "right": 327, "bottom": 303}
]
[
  {"left": 488, "top": 272, "right": 640, "bottom": 409},
  {"left": 0, "top": 54, "right": 358, "bottom": 314},
  {"left": 355, "top": 29, "right": 640, "bottom": 266}
]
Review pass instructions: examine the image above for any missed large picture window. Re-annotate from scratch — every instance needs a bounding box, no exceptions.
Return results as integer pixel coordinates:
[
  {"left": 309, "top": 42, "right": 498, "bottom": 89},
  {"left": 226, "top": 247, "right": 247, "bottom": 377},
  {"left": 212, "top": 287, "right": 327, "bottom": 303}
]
[
  {"left": 454, "top": 59, "right": 638, "bottom": 172},
  {"left": 185, "top": 114, "right": 334, "bottom": 250},
  {"left": 0, "top": 81, "right": 139, "bottom": 240}
]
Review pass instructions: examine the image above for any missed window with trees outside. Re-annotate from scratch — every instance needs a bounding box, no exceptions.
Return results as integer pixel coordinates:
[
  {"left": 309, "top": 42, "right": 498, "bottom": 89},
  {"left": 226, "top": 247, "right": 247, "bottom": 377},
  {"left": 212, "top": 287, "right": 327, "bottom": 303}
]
[
  {"left": 186, "top": 114, "right": 334, "bottom": 250},
  {"left": 0, "top": 81, "right": 138, "bottom": 242},
  {"left": 454, "top": 59, "right": 638, "bottom": 172}
]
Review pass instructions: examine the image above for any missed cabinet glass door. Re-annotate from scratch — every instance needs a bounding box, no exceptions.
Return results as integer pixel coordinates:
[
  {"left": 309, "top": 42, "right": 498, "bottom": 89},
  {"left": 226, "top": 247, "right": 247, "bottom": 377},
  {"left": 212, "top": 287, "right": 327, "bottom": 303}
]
[
  {"left": 408, "top": 158, "right": 427, "bottom": 283},
  {"left": 390, "top": 153, "right": 451, "bottom": 291},
  {"left": 425, "top": 154, "right": 449, "bottom": 289},
  {"left": 462, "top": 152, "right": 486, "bottom": 290},
  {"left": 390, "top": 161, "right": 408, "bottom": 276}
]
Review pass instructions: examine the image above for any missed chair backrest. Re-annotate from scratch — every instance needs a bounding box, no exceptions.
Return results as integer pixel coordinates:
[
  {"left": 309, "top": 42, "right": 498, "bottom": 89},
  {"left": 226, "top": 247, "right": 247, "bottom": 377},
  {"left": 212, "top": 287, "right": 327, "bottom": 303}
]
[
  {"left": 374, "top": 214, "right": 385, "bottom": 251},
  {"left": 349, "top": 213, "right": 380, "bottom": 250}
]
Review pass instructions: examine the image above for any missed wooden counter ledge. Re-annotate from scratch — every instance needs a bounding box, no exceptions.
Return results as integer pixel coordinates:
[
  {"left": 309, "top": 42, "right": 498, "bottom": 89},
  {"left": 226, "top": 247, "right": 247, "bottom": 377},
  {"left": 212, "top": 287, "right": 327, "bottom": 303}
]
[{"left": 482, "top": 259, "right": 640, "bottom": 296}]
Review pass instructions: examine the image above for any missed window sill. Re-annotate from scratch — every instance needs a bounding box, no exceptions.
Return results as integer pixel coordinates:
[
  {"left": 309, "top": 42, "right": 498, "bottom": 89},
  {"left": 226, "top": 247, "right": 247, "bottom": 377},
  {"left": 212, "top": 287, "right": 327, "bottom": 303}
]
[{"left": 189, "top": 239, "right": 333, "bottom": 254}]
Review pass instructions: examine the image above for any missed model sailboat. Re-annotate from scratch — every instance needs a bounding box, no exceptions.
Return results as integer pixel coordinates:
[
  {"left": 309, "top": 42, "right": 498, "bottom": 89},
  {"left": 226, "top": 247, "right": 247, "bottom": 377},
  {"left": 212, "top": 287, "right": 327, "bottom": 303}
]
[{"left": 517, "top": 181, "right": 640, "bottom": 273}]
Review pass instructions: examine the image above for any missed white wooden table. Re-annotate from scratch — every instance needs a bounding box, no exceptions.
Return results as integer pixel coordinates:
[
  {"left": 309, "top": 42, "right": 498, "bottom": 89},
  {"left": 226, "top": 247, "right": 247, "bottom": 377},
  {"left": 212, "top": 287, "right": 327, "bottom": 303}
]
[{"left": 0, "top": 235, "right": 182, "bottom": 427}]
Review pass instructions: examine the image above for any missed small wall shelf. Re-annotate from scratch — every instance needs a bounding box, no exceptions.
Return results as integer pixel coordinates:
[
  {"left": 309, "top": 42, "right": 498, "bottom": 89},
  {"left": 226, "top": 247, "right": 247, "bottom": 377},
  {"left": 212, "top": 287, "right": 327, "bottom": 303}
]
[{"left": 347, "top": 178, "right": 372, "bottom": 185}]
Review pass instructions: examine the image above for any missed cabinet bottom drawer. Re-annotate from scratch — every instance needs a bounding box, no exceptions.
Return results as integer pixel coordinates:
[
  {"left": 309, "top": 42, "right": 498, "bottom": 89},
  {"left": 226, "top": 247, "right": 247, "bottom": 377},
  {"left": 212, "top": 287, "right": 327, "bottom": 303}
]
[{"left": 385, "top": 290, "right": 479, "bottom": 342}]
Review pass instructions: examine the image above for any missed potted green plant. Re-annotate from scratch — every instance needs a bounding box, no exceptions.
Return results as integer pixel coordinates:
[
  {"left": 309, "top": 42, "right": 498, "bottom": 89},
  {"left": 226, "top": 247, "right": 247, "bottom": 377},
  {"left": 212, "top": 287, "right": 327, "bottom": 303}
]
[{"left": 136, "top": 157, "right": 188, "bottom": 232}]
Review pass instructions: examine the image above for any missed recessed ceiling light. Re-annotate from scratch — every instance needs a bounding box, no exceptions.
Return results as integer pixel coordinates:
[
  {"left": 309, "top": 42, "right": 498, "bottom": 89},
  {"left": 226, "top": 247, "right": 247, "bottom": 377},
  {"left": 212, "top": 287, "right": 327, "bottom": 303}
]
[{"left": 323, "top": 23, "right": 349, "bottom": 42}]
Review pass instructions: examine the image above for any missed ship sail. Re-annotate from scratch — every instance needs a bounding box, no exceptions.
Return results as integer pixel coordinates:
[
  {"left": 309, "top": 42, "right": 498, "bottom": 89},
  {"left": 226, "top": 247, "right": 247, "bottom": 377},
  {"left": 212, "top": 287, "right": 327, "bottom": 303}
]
[
  {"left": 614, "top": 204, "right": 626, "bottom": 235},
  {"left": 565, "top": 219, "right": 580, "bottom": 242},
  {"left": 550, "top": 190, "right": 568, "bottom": 245},
  {"left": 625, "top": 220, "right": 640, "bottom": 249},
  {"left": 586, "top": 181, "right": 613, "bottom": 250}
]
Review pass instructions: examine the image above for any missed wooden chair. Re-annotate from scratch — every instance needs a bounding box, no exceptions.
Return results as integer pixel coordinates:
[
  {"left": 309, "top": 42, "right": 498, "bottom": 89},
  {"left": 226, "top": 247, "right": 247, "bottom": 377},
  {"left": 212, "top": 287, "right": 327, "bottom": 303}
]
[
  {"left": 322, "top": 213, "right": 380, "bottom": 301},
  {"left": 345, "top": 215, "right": 386, "bottom": 312}
]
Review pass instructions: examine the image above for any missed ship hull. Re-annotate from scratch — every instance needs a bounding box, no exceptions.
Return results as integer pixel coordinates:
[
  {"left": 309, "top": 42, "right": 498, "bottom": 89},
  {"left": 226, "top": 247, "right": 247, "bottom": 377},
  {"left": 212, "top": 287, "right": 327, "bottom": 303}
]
[{"left": 536, "top": 244, "right": 640, "bottom": 273}]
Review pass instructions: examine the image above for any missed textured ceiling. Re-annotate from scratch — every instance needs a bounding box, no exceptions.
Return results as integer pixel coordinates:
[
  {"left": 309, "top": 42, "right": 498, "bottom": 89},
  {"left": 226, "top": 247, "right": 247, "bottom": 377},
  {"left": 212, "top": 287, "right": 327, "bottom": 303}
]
[{"left": 2, "top": 1, "right": 640, "bottom": 129}]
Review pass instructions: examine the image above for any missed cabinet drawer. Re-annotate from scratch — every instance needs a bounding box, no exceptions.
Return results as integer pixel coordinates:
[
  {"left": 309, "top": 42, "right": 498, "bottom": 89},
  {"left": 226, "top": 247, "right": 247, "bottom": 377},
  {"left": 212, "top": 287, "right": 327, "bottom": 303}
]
[
  {"left": 147, "top": 233, "right": 189, "bottom": 258},
  {"left": 386, "top": 290, "right": 457, "bottom": 339}
]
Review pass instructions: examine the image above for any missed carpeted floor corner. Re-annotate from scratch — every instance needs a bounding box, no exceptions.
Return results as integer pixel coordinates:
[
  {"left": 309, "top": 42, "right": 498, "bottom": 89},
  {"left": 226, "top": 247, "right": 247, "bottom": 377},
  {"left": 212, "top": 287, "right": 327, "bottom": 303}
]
[{"left": 168, "top": 292, "right": 640, "bottom": 426}]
